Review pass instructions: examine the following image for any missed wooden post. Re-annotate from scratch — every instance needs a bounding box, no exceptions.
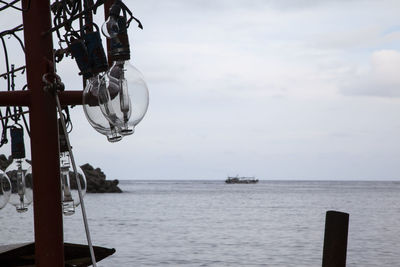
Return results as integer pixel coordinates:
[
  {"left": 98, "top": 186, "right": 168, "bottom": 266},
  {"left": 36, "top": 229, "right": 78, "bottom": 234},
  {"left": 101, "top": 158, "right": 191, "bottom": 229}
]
[
  {"left": 322, "top": 210, "right": 349, "bottom": 267},
  {"left": 22, "top": 0, "right": 64, "bottom": 266}
]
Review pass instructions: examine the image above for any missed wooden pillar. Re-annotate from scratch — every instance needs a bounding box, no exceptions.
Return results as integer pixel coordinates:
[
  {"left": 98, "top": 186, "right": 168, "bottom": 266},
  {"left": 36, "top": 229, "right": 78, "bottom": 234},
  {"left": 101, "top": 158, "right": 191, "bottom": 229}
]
[
  {"left": 322, "top": 210, "right": 349, "bottom": 267},
  {"left": 22, "top": 0, "right": 64, "bottom": 266}
]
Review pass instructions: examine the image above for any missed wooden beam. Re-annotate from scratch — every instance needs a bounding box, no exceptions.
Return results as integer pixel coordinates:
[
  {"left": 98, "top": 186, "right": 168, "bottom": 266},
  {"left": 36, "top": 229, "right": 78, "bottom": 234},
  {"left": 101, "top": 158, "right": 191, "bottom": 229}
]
[{"left": 322, "top": 210, "right": 349, "bottom": 267}]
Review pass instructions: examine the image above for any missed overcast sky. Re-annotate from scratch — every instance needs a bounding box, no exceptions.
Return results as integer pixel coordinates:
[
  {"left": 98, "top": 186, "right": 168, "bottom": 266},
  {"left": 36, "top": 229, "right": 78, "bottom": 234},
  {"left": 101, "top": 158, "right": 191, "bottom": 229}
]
[{"left": 1, "top": 0, "right": 400, "bottom": 180}]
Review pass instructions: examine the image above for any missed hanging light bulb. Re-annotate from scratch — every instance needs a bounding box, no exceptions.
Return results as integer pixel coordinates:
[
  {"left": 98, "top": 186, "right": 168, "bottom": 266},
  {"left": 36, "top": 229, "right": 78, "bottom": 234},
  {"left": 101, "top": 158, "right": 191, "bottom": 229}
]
[
  {"left": 101, "top": 1, "right": 121, "bottom": 39},
  {"left": 59, "top": 119, "right": 87, "bottom": 215},
  {"left": 70, "top": 29, "right": 122, "bottom": 142},
  {"left": 105, "top": 59, "right": 149, "bottom": 135},
  {"left": 101, "top": 5, "right": 149, "bottom": 135},
  {"left": 5, "top": 127, "right": 33, "bottom": 212},
  {"left": 83, "top": 75, "right": 122, "bottom": 142},
  {"left": 0, "top": 170, "right": 11, "bottom": 209}
]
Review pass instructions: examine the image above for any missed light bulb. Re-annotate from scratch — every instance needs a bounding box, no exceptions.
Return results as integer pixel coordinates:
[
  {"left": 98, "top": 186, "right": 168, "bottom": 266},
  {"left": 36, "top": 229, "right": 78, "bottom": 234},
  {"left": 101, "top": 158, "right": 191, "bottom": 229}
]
[
  {"left": 58, "top": 119, "right": 87, "bottom": 216},
  {"left": 83, "top": 75, "right": 123, "bottom": 142},
  {"left": 6, "top": 127, "right": 33, "bottom": 213},
  {"left": 79, "top": 29, "right": 123, "bottom": 142},
  {"left": 102, "top": 15, "right": 119, "bottom": 39},
  {"left": 101, "top": 1, "right": 122, "bottom": 39},
  {"left": 100, "top": 12, "right": 149, "bottom": 135},
  {"left": 5, "top": 159, "right": 33, "bottom": 213},
  {"left": 101, "top": 60, "right": 149, "bottom": 135},
  {"left": 0, "top": 170, "right": 11, "bottom": 209},
  {"left": 60, "top": 152, "right": 86, "bottom": 216}
]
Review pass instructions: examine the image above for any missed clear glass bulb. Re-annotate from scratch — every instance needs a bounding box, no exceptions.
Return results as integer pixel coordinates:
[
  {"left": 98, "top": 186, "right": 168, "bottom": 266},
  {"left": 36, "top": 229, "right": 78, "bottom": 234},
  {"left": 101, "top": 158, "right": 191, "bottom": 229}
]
[
  {"left": 100, "top": 60, "right": 149, "bottom": 135},
  {"left": 101, "top": 3, "right": 122, "bottom": 39},
  {"left": 83, "top": 75, "right": 123, "bottom": 142},
  {"left": 60, "top": 152, "right": 86, "bottom": 216},
  {"left": 102, "top": 15, "right": 119, "bottom": 39},
  {"left": 0, "top": 170, "right": 11, "bottom": 209},
  {"left": 5, "top": 159, "right": 33, "bottom": 213}
]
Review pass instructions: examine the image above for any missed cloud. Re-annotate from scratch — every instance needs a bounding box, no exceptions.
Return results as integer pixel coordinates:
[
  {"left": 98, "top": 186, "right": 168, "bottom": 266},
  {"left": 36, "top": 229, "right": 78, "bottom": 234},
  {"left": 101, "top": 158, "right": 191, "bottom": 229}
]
[
  {"left": 2, "top": 0, "right": 400, "bottom": 180},
  {"left": 340, "top": 50, "right": 400, "bottom": 97}
]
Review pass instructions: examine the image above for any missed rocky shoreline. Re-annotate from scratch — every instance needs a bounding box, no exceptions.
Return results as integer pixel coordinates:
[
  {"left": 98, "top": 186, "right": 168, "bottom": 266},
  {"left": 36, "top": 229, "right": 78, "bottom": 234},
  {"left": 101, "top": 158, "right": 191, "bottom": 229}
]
[
  {"left": 80, "top": 163, "right": 122, "bottom": 193},
  {"left": 0, "top": 154, "right": 122, "bottom": 193}
]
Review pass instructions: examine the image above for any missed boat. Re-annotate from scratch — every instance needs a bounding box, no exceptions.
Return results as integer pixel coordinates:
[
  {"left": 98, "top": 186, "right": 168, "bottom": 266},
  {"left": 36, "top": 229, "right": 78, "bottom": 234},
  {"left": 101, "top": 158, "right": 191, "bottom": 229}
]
[
  {"left": 0, "top": 242, "right": 115, "bottom": 266},
  {"left": 225, "top": 176, "right": 259, "bottom": 184}
]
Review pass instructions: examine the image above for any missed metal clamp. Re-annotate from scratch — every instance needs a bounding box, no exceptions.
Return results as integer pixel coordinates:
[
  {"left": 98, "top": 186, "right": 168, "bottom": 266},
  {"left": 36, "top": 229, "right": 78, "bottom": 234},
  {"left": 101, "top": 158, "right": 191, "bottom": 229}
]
[{"left": 42, "top": 72, "right": 65, "bottom": 93}]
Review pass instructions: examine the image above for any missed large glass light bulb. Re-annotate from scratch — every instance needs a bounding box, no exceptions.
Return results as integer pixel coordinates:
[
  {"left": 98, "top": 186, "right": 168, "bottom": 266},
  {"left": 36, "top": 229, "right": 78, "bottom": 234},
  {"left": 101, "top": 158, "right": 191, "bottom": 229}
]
[
  {"left": 6, "top": 127, "right": 33, "bottom": 213},
  {"left": 101, "top": 60, "right": 149, "bottom": 135},
  {"left": 0, "top": 170, "right": 11, "bottom": 209},
  {"left": 60, "top": 152, "right": 86, "bottom": 216},
  {"left": 5, "top": 159, "right": 33, "bottom": 212},
  {"left": 83, "top": 75, "right": 123, "bottom": 142},
  {"left": 101, "top": 6, "right": 149, "bottom": 134}
]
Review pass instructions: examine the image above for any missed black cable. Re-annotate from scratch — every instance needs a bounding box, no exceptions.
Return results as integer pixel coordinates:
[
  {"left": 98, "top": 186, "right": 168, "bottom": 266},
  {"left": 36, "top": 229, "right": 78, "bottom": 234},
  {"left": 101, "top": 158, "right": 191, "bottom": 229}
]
[
  {"left": 0, "top": 24, "right": 23, "bottom": 38},
  {"left": 115, "top": 0, "right": 143, "bottom": 29},
  {"left": 0, "top": 21, "right": 29, "bottom": 144},
  {"left": 0, "top": 0, "right": 20, "bottom": 12},
  {"left": 19, "top": 107, "right": 30, "bottom": 137},
  {"left": 0, "top": 34, "right": 13, "bottom": 145},
  {"left": 63, "top": 106, "right": 73, "bottom": 133},
  {"left": 1, "top": 36, "right": 11, "bottom": 92},
  {"left": 0, "top": 108, "right": 8, "bottom": 147},
  {"left": 0, "top": 0, "right": 30, "bottom": 12},
  {"left": 18, "top": 84, "right": 30, "bottom": 137},
  {"left": 11, "top": 32, "right": 24, "bottom": 52}
]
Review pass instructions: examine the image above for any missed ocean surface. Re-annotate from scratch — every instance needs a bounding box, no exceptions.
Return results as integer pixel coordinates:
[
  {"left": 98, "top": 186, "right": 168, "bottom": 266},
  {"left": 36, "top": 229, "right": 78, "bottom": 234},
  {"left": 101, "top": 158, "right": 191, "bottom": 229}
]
[{"left": 1, "top": 180, "right": 400, "bottom": 266}]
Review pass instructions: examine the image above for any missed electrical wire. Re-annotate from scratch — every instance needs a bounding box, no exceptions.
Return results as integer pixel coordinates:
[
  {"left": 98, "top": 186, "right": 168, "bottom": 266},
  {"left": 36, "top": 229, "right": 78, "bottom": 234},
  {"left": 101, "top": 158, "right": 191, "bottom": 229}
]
[
  {"left": 55, "top": 92, "right": 98, "bottom": 267},
  {"left": 0, "top": 27, "right": 30, "bottom": 140},
  {"left": 0, "top": 34, "right": 11, "bottom": 146},
  {"left": 0, "top": 0, "right": 30, "bottom": 12}
]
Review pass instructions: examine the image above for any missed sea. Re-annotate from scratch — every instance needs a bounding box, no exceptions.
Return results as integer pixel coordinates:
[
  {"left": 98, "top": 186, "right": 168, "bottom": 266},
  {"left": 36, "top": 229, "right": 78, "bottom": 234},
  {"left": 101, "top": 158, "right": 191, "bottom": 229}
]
[{"left": 1, "top": 180, "right": 400, "bottom": 266}]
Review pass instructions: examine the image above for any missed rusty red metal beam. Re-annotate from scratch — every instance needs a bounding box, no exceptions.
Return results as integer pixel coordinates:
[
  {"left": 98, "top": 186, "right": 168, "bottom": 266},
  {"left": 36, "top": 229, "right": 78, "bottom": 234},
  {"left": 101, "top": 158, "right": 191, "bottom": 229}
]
[
  {"left": 0, "top": 90, "right": 83, "bottom": 107},
  {"left": 22, "top": 0, "right": 64, "bottom": 266},
  {"left": 58, "top": 90, "right": 83, "bottom": 106},
  {"left": 0, "top": 91, "right": 31, "bottom": 106}
]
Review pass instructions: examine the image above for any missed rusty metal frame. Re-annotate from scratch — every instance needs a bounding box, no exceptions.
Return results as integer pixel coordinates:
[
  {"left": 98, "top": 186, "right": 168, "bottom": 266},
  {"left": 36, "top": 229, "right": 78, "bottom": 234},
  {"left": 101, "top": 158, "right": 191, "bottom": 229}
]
[
  {"left": 0, "top": 0, "right": 115, "bottom": 265},
  {"left": 0, "top": 0, "right": 87, "bottom": 266}
]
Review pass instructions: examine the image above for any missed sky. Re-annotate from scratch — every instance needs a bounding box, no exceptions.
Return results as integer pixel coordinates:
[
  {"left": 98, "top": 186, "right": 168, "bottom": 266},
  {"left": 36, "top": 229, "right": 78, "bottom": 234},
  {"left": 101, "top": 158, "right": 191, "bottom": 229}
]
[{"left": 1, "top": 0, "right": 400, "bottom": 180}]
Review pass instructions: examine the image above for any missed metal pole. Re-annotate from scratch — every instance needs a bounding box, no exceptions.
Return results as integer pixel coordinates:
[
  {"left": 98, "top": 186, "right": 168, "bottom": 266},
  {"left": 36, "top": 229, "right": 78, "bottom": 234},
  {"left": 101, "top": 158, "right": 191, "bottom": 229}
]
[
  {"left": 22, "top": 0, "right": 64, "bottom": 266},
  {"left": 0, "top": 91, "right": 30, "bottom": 106},
  {"left": 322, "top": 210, "right": 349, "bottom": 267},
  {"left": 0, "top": 91, "right": 82, "bottom": 107}
]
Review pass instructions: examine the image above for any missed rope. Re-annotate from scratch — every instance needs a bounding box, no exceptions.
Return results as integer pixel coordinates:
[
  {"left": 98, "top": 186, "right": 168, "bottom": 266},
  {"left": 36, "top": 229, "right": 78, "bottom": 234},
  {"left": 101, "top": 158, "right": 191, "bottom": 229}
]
[{"left": 54, "top": 92, "right": 98, "bottom": 267}]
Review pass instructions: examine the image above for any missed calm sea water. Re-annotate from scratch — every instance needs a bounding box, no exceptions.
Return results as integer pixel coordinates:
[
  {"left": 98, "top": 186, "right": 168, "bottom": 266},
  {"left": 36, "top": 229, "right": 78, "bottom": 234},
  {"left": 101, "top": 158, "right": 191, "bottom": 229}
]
[{"left": 1, "top": 180, "right": 400, "bottom": 266}]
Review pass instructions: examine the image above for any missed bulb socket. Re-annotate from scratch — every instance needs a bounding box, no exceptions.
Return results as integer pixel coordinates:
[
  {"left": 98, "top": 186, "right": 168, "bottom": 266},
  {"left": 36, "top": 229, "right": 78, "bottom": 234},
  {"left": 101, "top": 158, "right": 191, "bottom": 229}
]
[
  {"left": 10, "top": 127, "right": 25, "bottom": 159},
  {"left": 109, "top": 16, "right": 131, "bottom": 62},
  {"left": 58, "top": 119, "right": 69, "bottom": 153},
  {"left": 69, "top": 39, "right": 92, "bottom": 79},
  {"left": 84, "top": 31, "right": 109, "bottom": 75},
  {"left": 109, "top": 1, "right": 121, "bottom": 17}
]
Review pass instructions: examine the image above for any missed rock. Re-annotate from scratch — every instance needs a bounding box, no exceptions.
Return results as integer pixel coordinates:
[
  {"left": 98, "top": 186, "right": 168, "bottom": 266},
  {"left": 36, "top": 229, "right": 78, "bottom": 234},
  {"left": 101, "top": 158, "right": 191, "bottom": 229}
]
[
  {"left": 0, "top": 155, "right": 122, "bottom": 193},
  {"left": 80, "top": 163, "right": 122, "bottom": 193}
]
